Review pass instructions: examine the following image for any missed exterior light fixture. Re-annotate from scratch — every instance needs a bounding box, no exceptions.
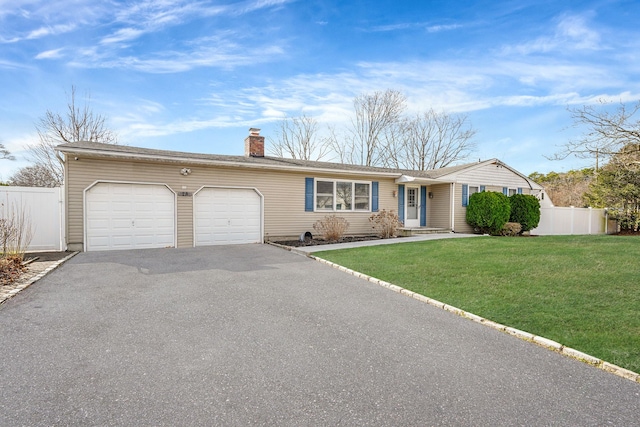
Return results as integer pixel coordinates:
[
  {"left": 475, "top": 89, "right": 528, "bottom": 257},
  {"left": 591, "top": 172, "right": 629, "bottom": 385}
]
[{"left": 180, "top": 168, "right": 192, "bottom": 176}]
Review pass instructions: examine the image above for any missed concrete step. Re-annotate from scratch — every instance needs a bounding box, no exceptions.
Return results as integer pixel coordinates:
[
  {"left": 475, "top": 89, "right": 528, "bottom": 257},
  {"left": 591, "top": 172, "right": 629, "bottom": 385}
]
[{"left": 399, "top": 228, "right": 452, "bottom": 237}]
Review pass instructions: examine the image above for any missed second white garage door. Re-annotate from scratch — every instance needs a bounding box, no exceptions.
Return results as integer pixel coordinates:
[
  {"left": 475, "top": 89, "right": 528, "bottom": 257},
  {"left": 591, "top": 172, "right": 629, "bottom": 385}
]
[{"left": 194, "top": 187, "right": 262, "bottom": 246}]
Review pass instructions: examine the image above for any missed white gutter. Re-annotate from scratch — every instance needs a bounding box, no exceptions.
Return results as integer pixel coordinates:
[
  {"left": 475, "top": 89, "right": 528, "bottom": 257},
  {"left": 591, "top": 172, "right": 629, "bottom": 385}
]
[{"left": 395, "top": 174, "right": 453, "bottom": 185}]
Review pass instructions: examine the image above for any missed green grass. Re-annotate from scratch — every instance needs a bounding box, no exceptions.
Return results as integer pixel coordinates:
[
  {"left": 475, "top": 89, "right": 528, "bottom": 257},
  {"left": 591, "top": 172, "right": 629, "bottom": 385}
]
[{"left": 314, "top": 235, "right": 640, "bottom": 373}]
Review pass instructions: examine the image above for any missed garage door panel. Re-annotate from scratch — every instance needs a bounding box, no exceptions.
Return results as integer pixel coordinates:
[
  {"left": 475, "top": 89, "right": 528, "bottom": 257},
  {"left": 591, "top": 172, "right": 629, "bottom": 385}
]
[
  {"left": 194, "top": 188, "right": 262, "bottom": 246},
  {"left": 86, "top": 183, "right": 175, "bottom": 251}
]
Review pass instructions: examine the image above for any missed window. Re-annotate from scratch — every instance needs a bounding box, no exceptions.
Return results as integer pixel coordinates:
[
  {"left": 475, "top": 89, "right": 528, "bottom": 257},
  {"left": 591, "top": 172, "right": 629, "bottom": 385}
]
[
  {"left": 314, "top": 180, "right": 371, "bottom": 211},
  {"left": 462, "top": 184, "right": 483, "bottom": 207},
  {"left": 355, "top": 183, "right": 370, "bottom": 210},
  {"left": 503, "top": 187, "right": 523, "bottom": 196},
  {"left": 316, "top": 180, "right": 334, "bottom": 210}
]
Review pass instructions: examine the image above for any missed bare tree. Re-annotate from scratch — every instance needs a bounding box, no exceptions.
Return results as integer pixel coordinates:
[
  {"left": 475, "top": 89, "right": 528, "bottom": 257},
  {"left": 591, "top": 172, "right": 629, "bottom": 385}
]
[
  {"left": 551, "top": 100, "right": 640, "bottom": 170},
  {"left": 529, "top": 169, "right": 594, "bottom": 207},
  {"left": 267, "top": 115, "right": 331, "bottom": 161},
  {"left": 26, "top": 86, "right": 117, "bottom": 185},
  {"left": 0, "top": 141, "right": 15, "bottom": 161},
  {"left": 403, "top": 109, "right": 476, "bottom": 170},
  {"left": 332, "top": 90, "right": 475, "bottom": 169},
  {"left": 9, "top": 164, "right": 59, "bottom": 188},
  {"left": 348, "top": 89, "right": 406, "bottom": 166}
]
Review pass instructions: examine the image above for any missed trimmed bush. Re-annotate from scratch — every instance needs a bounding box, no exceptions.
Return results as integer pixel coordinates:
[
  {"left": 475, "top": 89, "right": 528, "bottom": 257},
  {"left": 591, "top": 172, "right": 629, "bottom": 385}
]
[
  {"left": 466, "top": 191, "right": 510, "bottom": 234},
  {"left": 369, "top": 209, "right": 402, "bottom": 238},
  {"left": 313, "top": 215, "right": 349, "bottom": 241},
  {"left": 500, "top": 222, "right": 522, "bottom": 236},
  {"left": 509, "top": 194, "right": 541, "bottom": 233}
]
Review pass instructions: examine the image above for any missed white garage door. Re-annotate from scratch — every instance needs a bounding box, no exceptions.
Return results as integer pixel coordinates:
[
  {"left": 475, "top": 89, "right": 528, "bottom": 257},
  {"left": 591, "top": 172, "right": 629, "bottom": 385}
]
[
  {"left": 194, "top": 187, "right": 262, "bottom": 246},
  {"left": 86, "top": 183, "right": 175, "bottom": 251}
]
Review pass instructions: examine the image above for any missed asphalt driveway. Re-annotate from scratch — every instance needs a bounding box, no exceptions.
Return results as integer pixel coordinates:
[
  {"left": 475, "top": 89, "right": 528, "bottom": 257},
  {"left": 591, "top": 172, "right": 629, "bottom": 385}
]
[{"left": 1, "top": 244, "right": 638, "bottom": 426}]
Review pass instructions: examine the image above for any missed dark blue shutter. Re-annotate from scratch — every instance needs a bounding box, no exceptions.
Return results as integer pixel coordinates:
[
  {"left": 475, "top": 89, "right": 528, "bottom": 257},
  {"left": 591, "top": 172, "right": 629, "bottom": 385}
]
[
  {"left": 398, "top": 184, "right": 405, "bottom": 222},
  {"left": 372, "top": 181, "right": 379, "bottom": 212},
  {"left": 480, "top": 185, "right": 485, "bottom": 192},
  {"left": 502, "top": 187, "right": 508, "bottom": 196},
  {"left": 305, "top": 178, "right": 314, "bottom": 212},
  {"left": 462, "top": 184, "right": 468, "bottom": 207},
  {"left": 518, "top": 187, "right": 523, "bottom": 194},
  {"left": 420, "top": 186, "right": 427, "bottom": 227}
]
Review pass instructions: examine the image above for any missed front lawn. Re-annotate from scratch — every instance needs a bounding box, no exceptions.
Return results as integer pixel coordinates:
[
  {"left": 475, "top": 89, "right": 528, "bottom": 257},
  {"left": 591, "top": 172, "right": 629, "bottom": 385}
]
[{"left": 313, "top": 235, "right": 640, "bottom": 373}]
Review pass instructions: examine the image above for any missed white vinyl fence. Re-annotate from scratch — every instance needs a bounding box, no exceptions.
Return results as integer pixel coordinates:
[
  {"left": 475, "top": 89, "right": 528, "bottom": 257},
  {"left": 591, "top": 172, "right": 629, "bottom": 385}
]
[
  {"left": 0, "top": 186, "right": 64, "bottom": 252},
  {"left": 531, "top": 206, "right": 615, "bottom": 236}
]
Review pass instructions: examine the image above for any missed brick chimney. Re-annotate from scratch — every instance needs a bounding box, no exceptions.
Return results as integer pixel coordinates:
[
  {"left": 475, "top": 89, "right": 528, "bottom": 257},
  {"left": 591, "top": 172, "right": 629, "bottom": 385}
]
[{"left": 244, "top": 128, "right": 264, "bottom": 157}]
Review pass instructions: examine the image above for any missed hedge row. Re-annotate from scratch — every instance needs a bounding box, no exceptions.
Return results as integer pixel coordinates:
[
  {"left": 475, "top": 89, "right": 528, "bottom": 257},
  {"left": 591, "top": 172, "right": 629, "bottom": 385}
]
[{"left": 466, "top": 192, "right": 540, "bottom": 235}]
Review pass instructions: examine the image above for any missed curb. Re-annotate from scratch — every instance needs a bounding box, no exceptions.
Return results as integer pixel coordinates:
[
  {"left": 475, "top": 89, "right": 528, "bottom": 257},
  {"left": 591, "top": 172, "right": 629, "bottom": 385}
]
[
  {"left": 307, "top": 253, "right": 640, "bottom": 385},
  {"left": 0, "top": 252, "right": 79, "bottom": 305}
]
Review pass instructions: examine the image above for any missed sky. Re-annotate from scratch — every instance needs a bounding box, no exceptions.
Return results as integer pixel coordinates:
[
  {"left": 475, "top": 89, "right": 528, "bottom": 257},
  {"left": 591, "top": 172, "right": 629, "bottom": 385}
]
[{"left": 2, "top": 0, "right": 640, "bottom": 181}]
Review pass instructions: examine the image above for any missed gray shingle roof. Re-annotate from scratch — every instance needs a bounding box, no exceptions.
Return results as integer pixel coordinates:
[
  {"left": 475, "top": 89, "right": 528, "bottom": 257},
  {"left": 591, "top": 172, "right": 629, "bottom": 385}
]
[
  {"left": 56, "top": 141, "right": 529, "bottom": 186},
  {"left": 57, "top": 141, "right": 478, "bottom": 178}
]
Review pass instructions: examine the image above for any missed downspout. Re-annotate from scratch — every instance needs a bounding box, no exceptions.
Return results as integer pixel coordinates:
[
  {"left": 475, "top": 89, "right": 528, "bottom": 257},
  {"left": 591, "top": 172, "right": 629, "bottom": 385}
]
[
  {"left": 450, "top": 182, "right": 455, "bottom": 232},
  {"left": 55, "top": 150, "right": 65, "bottom": 167},
  {"left": 55, "top": 151, "right": 67, "bottom": 251}
]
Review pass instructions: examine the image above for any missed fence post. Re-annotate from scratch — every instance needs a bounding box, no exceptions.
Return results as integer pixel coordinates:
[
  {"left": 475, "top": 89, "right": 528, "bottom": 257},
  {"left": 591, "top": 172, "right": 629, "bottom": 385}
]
[
  {"left": 588, "top": 207, "right": 592, "bottom": 235},
  {"left": 570, "top": 206, "right": 575, "bottom": 235}
]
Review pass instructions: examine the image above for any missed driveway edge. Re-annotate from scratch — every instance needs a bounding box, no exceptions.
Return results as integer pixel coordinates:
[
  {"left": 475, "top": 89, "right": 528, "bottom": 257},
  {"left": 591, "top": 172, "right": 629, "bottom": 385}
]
[
  {"left": 0, "top": 252, "right": 79, "bottom": 305},
  {"left": 308, "top": 253, "right": 640, "bottom": 384}
]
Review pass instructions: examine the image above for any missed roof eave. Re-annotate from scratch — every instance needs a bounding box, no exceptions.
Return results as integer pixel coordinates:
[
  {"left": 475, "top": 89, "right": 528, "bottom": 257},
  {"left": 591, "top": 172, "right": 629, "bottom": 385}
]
[
  {"left": 395, "top": 174, "right": 452, "bottom": 185},
  {"left": 56, "top": 146, "right": 405, "bottom": 178}
]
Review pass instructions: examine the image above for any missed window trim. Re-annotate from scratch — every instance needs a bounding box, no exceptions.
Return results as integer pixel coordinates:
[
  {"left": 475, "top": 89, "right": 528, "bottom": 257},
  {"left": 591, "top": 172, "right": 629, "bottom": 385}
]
[
  {"left": 314, "top": 178, "right": 373, "bottom": 212},
  {"left": 504, "top": 187, "right": 523, "bottom": 196},
  {"left": 463, "top": 183, "right": 484, "bottom": 207}
]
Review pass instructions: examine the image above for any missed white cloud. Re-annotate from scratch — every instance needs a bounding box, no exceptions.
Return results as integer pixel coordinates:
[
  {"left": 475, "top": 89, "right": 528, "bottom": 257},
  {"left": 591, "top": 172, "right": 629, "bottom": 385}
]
[
  {"left": 501, "top": 13, "right": 602, "bottom": 56},
  {"left": 100, "top": 27, "right": 146, "bottom": 45},
  {"left": 73, "top": 36, "right": 286, "bottom": 73},
  {"left": 35, "top": 48, "right": 64, "bottom": 59},
  {"left": 26, "top": 23, "right": 76, "bottom": 39},
  {"left": 368, "top": 21, "right": 461, "bottom": 33},
  {"left": 426, "top": 24, "right": 462, "bottom": 33}
]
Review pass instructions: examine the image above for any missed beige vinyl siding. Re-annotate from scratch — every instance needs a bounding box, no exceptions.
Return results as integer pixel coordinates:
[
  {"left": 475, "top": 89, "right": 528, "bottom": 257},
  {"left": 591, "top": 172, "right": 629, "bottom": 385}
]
[
  {"left": 453, "top": 183, "right": 474, "bottom": 233},
  {"left": 426, "top": 184, "right": 451, "bottom": 228},
  {"left": 65, "top": 156, "right": 397, "bottom": 249},
  {"left": 176, "top": 196, "right": 193, "bottom": 248},
  {"left": 449, "top": 163, "right": 535, "bottom": 191}
]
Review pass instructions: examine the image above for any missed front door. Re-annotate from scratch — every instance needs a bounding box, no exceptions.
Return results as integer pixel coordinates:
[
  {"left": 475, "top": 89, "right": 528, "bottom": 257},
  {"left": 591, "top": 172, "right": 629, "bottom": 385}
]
[{"left": 405, "top": 187, "right": 420, "bottom": 227}]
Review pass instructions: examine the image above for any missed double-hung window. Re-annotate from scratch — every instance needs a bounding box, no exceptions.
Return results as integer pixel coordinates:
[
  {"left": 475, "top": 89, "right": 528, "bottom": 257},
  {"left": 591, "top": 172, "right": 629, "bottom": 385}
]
[
  {"left": 315, "top": 180, "right": 371, "bottom": 211},
  {"left": 462, "top": 184, "right": 484, "bottom": 206}
]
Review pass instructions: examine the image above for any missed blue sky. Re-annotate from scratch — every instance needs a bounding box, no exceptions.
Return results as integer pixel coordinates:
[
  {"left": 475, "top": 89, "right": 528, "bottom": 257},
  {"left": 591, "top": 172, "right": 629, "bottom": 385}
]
[{"left": 2, "top": 0, "right": 640, "bottom": 180}]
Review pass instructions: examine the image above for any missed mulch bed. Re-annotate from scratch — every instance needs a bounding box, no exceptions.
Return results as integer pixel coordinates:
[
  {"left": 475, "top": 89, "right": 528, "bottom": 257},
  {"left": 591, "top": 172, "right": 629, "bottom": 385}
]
[
  {"left": 1, "top": 251, "right": 75, "bottom": 287},
  {"left": 616, "top": 230, "right": 640, "bottom": 236},
  {"left": 0, "top": 257, "right": 26, "bottom": 286},
  {"left": 274, "top": 235, "right": 400, "bottom": 247}
]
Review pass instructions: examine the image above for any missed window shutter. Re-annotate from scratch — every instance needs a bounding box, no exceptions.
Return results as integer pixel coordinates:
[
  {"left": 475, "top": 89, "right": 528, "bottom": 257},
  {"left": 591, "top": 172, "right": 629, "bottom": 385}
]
[
  {"left": 518, "top": 187, "right": 523, "bottom": 194},
  {"left": 420, "top": 186, "right": 427, "bottom": 227},
  {"left": 398, "top": 184, "right": 405, "bottom": 221},
  {"left": 502, "top": 187, "right": 508, "bottom": 196},
  {"left": 480, "top": 185, "right": 485, "bottom": 192},
  {"left": 372, "top": 181, "right": 379, "bottom": 212},
  {"left": 462, "top": 184, "right": 468, "bottom": 207},
  {"left": 305, "top": 178, "right": 314, "bottom": 212}
]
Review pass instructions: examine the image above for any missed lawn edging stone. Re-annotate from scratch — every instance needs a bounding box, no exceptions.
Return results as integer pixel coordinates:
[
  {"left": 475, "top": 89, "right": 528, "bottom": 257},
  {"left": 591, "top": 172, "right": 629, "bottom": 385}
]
[
  {"left": 307, "top": 252, "right": 640, "bottom": 384},
  {"left": 0, "top": 252, "right": 79, "bottom": 305}
]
